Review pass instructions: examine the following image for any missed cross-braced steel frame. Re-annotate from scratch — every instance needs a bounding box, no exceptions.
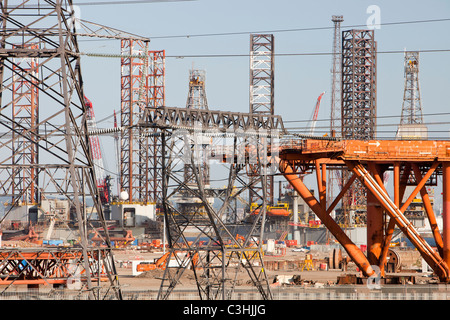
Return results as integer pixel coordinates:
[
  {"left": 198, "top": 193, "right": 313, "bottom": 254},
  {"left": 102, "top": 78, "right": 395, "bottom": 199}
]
[
  {"left": 148, "top": 50, "right": 165, "bottom": 204},
  {"left": 250, "top": 34, "right": 275, "bottom": 206},
  {"left": 340, "top": 29, "right": 377, "bottom": 226},
  {"left": 279, "top": 138, "right": 450, "bottom": 283},
  {"left": 0, "top": 0, "right": 121, "bottom": 299},
  {"left": 120, "top": 39, "right": 151, "bottom": 203},
  {"left": 140, "top": 106, "right": 285, "bottom": 300}
]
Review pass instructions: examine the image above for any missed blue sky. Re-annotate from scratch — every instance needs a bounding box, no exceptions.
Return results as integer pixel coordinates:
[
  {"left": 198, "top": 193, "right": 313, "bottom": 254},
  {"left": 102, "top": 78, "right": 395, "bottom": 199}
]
[
  {"left": 76, "top": 0, "right": 450, "bottom": 200},
  {"left": 78, "top": 0, "right": 450, "bottom": 137}
]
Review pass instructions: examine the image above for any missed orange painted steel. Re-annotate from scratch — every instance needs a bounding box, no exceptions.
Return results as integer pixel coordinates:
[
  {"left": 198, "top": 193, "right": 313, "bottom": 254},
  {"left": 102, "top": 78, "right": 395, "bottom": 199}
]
[
  {"left": 279, "top": 138, "right": 450, "bottom": 282},
  {"left": 444, "top": 162, "right": 450, "bottom": 268},
  {"left": 280, "top": 161, "right": 375, "bottom": 278},
  {"left": 0, "top": 249, "right": 109, "bottom": 286}
]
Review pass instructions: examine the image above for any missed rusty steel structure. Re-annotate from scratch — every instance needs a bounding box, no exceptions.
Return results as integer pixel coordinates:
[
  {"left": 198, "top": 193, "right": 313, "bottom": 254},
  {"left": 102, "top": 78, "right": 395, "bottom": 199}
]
[
  {"left": 0, "top": 248, "right": 112, "bottom": 288},
  {"left": 279, "top": 138, "right": 450, "bottom": 282},
  {"left": 330, "top": 15, "right": 344, "bottom": 138},
  {"left": 341, "top": 29, "right": 377, "bottom": 139},
  {"left": 340, "top": 29, "right": 377, "bottom": 226},
  {"left": 0, "top": 0, "right": 122, "bottom": 298},
  {"left": 140, "top": 106, "right": 285, "bottom": 300}
]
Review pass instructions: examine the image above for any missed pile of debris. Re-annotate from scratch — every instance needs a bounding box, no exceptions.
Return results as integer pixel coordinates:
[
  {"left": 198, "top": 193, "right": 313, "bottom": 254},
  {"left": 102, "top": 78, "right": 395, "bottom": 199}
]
[{"left": 270, "top": 274, "right": 332, "bottom": 287}]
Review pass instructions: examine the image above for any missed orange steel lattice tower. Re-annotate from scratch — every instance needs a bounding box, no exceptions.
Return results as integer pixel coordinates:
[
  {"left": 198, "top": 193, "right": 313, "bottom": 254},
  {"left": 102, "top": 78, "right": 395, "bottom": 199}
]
[
  {"left": 328, "top": 15, "right": 344, "bottom": 215},
  {"left": 400, "top": 51, "right": 424, "bottom": 125},
  {"left": 148, "top": 50, "right": 165, "bottom": 203},
  {"left": 11, "top": 43, "right": 39, "bottom": 205}
]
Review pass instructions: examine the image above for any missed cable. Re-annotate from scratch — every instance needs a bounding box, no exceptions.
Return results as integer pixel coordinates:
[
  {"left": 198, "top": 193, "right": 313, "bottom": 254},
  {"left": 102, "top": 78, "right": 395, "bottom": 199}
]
[
  {"left": 77, "top": 17, "right": 450, "bottom": 42},
  {"left": 149, "top": 18, "right": 450, "bottom": 39},
  {"left": 81, "top": 48, "right": 450, "bottom": 60},
  {"left": 38, "top": 0, "right": 194, "bottom": 6},
  {"left": 284, "top": 111, "right": 450, "bottom": 124},
  {"left": 166, "top": 48, "right": 450, "bottom": 58}
]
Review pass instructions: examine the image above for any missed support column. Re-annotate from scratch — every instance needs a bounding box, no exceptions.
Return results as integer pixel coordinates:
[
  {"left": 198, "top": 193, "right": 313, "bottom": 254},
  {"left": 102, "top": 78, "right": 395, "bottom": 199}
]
[
  {"left": 443, "top": 162, "right": 450, "bottom": 267},
  {"left": 367, "top": 164, "right": 384, "bottom": 266},
  {"left": 367, "top": 190, "right": 383, "bottom": 266}
]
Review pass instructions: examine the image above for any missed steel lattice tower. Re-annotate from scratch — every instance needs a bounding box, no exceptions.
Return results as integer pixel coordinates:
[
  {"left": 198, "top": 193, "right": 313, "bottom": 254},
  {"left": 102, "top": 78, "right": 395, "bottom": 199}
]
[
  {"left": 341, "top": 29, "right": 377, "bottom": 140},
  {"left": 330, "top": 15, "right": 344, "bottom": 137},
  {"left": 249, "top": 34, "right": 274, "bottom": 205},
  {"left": 400, "top": 51, "right": 424, "bottom": 125},
  {"left": 184, "top": 69, "right": 210, "bottom": 187},
  {"left": 341, "top": 29, "right": 377, "bottom": 225},
  {"left": 0, "top": 0, "right": 121, "bottom": 299},
  {"left": 11, "top": 43, "right": 39, "bottom": 205},
  {"left": 327, "top": 15, "right": 344, "bottom": 216},
  {"left": 148, "top": 50, "right": 165, "bottom": 204},
  {"left": 120, "top": 39, "right": 151, "bottom": 203}
]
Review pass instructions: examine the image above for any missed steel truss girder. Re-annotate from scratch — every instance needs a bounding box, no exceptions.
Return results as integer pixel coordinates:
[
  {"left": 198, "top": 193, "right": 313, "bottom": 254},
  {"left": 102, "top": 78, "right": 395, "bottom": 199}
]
[
  {"left": 140, "top": 106, "right": 285, "bottom": 133},
  {"left": 0, "top": 248, "right": 113, "bottom": 290},
  {"left": 120, "top": 38, "right": 151, "bottom": 203}
]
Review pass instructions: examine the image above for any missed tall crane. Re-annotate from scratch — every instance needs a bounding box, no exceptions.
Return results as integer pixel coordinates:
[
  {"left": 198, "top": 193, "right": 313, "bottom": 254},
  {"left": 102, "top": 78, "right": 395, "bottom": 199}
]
[
  {"left": 85, "top": 96, "right": 111, "bottom": 205},
  {"left": 309, "top": 91, "right": 325, "bottom": 135}
]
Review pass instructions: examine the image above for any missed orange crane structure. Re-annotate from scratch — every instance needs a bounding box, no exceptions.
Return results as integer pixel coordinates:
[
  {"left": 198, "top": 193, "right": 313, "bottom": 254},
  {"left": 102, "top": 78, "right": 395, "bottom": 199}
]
[
  {"left": 308, "top": 91, "right": 325, "bottom": 135},
  {"left": 279, "top": 137, "right": 450, "bottom": 282}
]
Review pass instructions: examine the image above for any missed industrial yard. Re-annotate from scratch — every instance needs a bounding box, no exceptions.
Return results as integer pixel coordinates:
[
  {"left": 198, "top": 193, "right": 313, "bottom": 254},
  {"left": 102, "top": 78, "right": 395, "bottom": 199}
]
[{"left": 1, "top": 0, "right": 450, "bottom": 304}]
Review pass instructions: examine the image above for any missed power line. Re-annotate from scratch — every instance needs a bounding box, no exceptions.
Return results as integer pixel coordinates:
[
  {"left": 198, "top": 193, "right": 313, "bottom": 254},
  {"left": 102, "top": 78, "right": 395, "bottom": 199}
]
[
  {"left": 164, "top": 49, "right": 450, "bottom": 59},
  {"left": 81, "top": 48, "right": 450, "bottom": 60},
  {"left": 78, "top": 17, "right": 450, "bottom": 42},
  {"left": 284, "top": 111, "right": 450, "bottom": 124},
  {"left": 149, "top": 18, "right": 450, "bottom": 39},
  {"left": 60, "top": 0, "right": 194, "bottom": 5}
]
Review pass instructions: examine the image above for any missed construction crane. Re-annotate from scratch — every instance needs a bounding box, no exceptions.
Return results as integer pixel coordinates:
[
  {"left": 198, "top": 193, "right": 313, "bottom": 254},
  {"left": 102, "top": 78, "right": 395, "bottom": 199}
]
[
  {"left": 309, "top": 91, "right": 325, "bottom": 135},
  {"left": 85, "top": 96, "right": 111, "bottom": 205},
  {"left": 113, "top": 110, "right": 121, "bottom": 197}
]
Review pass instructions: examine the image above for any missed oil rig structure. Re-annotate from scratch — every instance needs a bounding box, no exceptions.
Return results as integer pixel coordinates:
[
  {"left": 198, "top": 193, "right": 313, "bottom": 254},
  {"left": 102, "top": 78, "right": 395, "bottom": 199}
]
[{"left": 1, "top": 1, "right": 450, "bottom": 301}]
